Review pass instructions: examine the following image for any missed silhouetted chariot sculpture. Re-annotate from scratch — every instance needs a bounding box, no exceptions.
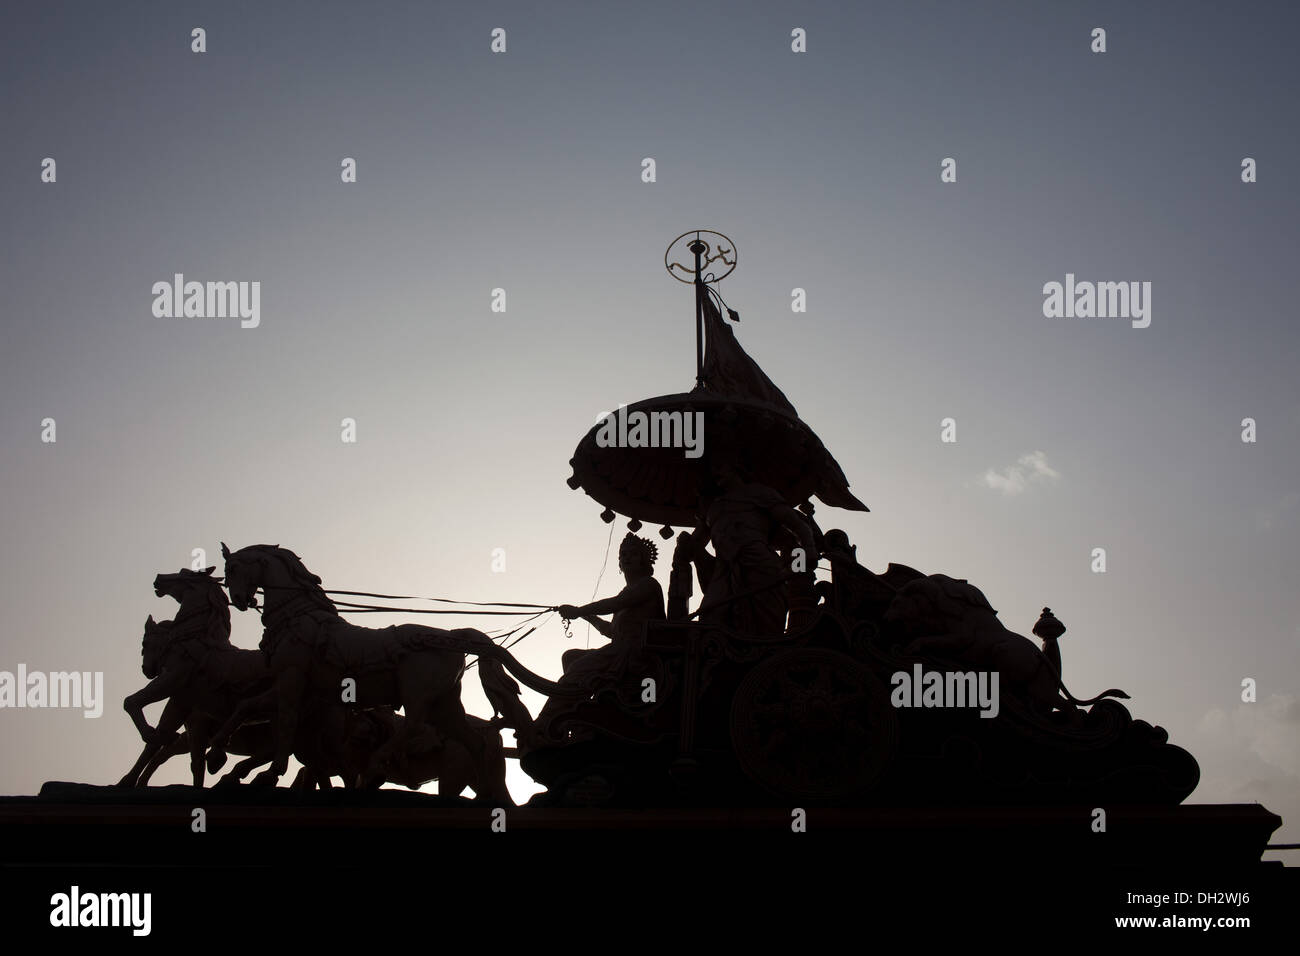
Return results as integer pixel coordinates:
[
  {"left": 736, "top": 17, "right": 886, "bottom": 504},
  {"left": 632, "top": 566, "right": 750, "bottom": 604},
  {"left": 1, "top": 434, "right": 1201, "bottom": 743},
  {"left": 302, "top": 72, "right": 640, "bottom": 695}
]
[{"left": 122, "top": 230, "right": 1200, "bottom": 812}]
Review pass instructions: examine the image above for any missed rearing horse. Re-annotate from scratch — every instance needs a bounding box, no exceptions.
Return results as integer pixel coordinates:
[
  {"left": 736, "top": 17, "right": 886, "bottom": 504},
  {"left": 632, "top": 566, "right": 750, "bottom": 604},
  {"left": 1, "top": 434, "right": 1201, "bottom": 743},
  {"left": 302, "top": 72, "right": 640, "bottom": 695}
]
[
  {"left": 213, "top": 543, "right": 568, "bottom": 798},
  {"left": 120, "top": 568, "right": 271, "bottom": 787}
]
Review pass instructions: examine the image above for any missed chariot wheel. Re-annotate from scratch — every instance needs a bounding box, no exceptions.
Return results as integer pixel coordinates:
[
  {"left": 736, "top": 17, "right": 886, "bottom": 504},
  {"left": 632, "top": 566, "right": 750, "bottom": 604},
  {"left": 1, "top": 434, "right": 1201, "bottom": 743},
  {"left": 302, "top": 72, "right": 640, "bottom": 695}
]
[{"left": 730, "top": 648, "right": 896, "bottom": 800}]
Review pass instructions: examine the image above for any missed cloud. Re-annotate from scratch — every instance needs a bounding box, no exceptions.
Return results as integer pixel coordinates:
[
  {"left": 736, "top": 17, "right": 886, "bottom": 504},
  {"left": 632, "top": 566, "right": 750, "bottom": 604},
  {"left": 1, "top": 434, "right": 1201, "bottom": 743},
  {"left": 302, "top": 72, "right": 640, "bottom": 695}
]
[
  {"left": 980, "top": 450, "right": 1060, "bottom": 496},
  {"left": 1196, "top": 694, "right": 1300, "bottom": 779},
  {"left": 1189, "top": 695, "right": 1300, "bottom": 851}
]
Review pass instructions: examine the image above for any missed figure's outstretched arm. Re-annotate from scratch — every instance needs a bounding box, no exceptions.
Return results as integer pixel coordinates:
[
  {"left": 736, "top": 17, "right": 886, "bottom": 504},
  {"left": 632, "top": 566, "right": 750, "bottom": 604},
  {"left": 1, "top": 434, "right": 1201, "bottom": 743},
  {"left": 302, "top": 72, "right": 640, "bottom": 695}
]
[
  {"left": 555, "top": 604, "right": 614, "bottom": 637},
  {"left": 573, "top": 577, "right": 660, "bottom": 617}
]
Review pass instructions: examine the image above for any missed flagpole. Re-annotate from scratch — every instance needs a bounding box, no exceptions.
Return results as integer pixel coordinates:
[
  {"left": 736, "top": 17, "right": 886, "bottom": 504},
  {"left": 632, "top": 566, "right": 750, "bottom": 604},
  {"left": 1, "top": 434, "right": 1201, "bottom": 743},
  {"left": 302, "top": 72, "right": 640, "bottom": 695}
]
[{"left": 690, "top": 236, "right": 705, "bottom": 387}]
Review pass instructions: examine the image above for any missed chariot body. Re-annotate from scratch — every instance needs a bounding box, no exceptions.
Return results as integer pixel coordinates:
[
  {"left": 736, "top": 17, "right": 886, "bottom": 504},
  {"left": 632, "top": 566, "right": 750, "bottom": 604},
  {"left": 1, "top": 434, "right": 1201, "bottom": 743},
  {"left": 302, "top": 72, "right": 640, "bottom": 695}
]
[{"left": 520, "top": 233, "right": 1198, "bottom": 809}]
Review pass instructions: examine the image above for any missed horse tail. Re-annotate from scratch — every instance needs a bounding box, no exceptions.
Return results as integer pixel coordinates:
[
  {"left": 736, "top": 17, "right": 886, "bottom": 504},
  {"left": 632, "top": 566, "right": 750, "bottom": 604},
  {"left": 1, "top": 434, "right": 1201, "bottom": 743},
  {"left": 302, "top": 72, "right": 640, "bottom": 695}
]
[
  {"left": 1060, "top": 682, "right": 1130, "bottom": 706},
  {"left": 482, "top": 644, "right": 578, "bottom": 697},
  {"left": 447, "top": 628, "right": 579, "bottom": 697}
]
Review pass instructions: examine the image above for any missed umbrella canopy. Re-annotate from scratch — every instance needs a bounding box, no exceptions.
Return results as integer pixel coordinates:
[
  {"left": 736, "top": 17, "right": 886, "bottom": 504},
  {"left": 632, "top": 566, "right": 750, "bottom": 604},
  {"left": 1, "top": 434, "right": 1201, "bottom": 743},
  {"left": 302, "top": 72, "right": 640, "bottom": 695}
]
[{"left": 566, "top": 286, "right": 868, "bottom": 529}]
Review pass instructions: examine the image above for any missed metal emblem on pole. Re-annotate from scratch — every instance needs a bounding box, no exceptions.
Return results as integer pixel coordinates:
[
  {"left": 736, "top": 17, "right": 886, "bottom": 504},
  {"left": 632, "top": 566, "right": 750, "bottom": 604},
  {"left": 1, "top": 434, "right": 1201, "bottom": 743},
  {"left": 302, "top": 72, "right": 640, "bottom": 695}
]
[{"left": 664, "top": 230, "right": 737, "bottom": 387}]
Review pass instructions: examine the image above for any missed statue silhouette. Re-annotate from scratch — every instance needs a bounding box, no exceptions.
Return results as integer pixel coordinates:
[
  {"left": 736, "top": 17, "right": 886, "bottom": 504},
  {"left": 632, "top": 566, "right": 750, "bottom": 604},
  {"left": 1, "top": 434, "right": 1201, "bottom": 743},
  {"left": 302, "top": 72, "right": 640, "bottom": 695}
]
[
  {"left": 693, "top": 456, "right": 818, "bottom": 635},
  {"left": 534, "top": 533, "right": 666, "bottom": 743}
]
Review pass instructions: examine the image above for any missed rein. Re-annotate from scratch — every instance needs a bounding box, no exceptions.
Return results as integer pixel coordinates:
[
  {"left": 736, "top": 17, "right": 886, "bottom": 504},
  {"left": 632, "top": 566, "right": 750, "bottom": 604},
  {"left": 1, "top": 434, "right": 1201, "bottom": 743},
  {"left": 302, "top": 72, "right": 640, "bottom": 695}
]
[
  {"left": 230, "top": 549, "right": 562, "bottom": 660},
  {"left": 249, "top": 582, "right": 556, "bottom": 617}
]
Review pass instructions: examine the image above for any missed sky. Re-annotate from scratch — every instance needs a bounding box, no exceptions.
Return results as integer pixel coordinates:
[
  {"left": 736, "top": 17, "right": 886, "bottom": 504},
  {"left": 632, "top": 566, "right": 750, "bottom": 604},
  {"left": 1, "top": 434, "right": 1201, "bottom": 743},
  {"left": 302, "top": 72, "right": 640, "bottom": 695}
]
[{"left": 1, "top": 1, "right": 1296, "bottom": 861}]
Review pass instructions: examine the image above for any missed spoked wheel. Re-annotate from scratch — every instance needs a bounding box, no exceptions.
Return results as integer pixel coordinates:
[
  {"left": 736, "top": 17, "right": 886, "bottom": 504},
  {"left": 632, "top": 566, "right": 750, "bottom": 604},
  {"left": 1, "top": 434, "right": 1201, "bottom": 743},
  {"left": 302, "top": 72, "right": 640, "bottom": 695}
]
[{"left": 730, "top": 648, "right": 896, "bottom": 801}]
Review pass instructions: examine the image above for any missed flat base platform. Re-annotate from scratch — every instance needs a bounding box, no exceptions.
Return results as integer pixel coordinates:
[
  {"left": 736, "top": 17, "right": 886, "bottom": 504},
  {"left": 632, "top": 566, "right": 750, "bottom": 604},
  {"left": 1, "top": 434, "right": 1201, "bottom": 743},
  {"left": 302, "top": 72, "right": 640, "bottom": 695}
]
[{"left": 0, "top": 783, "right": 1288, "bottom": 941}]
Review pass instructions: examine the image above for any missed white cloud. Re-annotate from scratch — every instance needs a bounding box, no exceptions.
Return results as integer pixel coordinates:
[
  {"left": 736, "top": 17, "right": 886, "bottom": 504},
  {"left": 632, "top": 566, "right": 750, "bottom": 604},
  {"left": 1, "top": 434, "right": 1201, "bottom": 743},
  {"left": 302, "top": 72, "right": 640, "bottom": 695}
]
[
  {"left": 981, "top": 450, "right": 1060, "bottom": 496},
  {"left": 1191, "top": 694, "right": 1300, "bottom": 854},
  {"left": 1197, "top": 694, "right": 1300, "bottom": 778}
]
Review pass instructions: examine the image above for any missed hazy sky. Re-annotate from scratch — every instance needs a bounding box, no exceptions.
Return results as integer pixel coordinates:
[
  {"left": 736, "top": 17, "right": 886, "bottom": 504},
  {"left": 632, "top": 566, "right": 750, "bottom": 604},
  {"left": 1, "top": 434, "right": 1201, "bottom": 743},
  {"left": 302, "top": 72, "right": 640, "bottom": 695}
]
[{"left": 1, "top": 1, "right": 1296, "bottom": 859}]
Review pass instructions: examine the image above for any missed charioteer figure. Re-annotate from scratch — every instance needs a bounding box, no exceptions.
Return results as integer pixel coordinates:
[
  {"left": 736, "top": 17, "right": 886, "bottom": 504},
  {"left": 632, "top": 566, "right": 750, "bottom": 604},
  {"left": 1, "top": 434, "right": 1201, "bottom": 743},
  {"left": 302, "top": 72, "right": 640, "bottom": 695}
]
[{"left": 533, "top": 533, "right": 666, "bottom": 739}]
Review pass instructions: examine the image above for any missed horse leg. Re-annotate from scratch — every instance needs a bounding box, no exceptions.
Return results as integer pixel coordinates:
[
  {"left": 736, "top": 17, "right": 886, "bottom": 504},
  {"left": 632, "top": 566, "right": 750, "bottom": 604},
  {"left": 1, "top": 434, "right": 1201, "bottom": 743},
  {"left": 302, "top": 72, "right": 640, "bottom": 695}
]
[
  {"left": 365, "top": 683, "right": 428, "bottom": 789},
  {"left": 360, "top": 738, "right": 401, "bottom": 790},
  {"left": 217, "top": 752, "right": 270, "bottom": 787},
  {"left": 386, "top": 666, "right": 453, "bottom": 782},
  {"left": 411, "top": 672, "right": 511, "bottom": 805},
  {"left": 122, "top": 670, "right": 184, "bottom": 743},
  {"left": 290, "top": 766, "right": 315, "bottom": 790},
  {"left": 137, "top": 732, "right": 188, "bottom": 786},
  {"left": 187, "top": 715, "right": 213, "bottom": 787},
  {"left": 445, "top": 713, "right": 511, "bottom": 805},
  {"left": 303, "top": 702, "right": 349, "bottom": 790},
  {"left": 293, "top": 739, "right": 335, "bottom": 791},
  {"left": 438, "top": 742, "right": 473, "bottom": 798},
  {"left": 250, "top": 669, "right": 305, "bottom": 787},
  {"left": 208, "top": 686, "right": 277, "bottom": 774},
  {"left": 119, "top": 731, "right": 167, "bottom": 787},
  {"left": 120, "top": 729, "right": 181, "bottom": 788},
  {"left": 473, "top": 723, "right": 513, "bottom": 807},
  {"left": 120, "top": 695, "right": 189, "bottom": 787},
  {"left": 221, "top": 755, "right": 263, "bottom": 783}
]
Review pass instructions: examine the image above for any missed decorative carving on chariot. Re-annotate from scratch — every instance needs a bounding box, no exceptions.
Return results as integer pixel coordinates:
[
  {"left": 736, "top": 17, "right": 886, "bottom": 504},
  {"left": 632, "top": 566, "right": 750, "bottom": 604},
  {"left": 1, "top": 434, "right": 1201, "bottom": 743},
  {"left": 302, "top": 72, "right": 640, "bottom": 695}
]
[{"left": 730, "top": 648, "right": 898, "bottom": 801}]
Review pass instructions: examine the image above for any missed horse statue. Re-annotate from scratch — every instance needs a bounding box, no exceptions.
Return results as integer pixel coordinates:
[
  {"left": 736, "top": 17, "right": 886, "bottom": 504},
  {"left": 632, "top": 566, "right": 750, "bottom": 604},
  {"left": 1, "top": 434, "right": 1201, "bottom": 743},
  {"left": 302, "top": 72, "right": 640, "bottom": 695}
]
[
  {"left": 206, "top": 700, "right": 507, "bottom": 797},
  {"left": 119, "top": 568, "right": 273, "bottom": 787},
  {"left": 343, "top": 708, "right": 507, "bottom": 796},
  {"left": 210, "top": 543, "right": 572, "bottom": 799}
]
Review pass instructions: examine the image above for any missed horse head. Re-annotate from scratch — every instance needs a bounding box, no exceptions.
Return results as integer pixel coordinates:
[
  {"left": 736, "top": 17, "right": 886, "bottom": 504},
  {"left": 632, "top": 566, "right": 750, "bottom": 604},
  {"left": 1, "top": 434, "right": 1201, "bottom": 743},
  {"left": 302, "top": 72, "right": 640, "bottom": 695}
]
[
  {"left": 221, "top": 542, "right": 328, "bottom": 615},
  {"left": 220, "top": 542, "right": 265, "bottom": 612},
  {"left": 141, "top": 614, "right": 174, "bottom": 679},
  {"left": 153, "top": 566, "right": 222, "bottom": 602}
]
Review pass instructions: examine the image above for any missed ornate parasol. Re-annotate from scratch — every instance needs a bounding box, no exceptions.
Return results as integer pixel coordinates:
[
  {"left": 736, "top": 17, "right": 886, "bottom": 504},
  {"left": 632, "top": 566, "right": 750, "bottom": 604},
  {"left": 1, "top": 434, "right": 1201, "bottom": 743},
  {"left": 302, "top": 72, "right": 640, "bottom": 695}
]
[{"left": 566, "top": 230, "right": 869, "bottom": 536}]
